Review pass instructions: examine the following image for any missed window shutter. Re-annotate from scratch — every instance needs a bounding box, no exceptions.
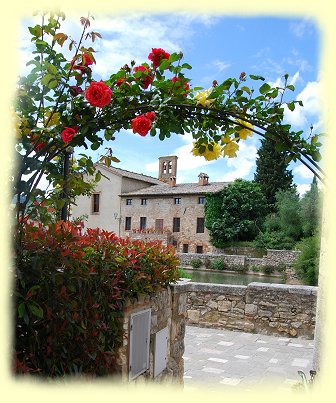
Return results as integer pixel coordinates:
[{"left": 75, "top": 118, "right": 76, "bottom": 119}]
[{"left": 129, "top": 309, "right": 151, "bottom": 380}]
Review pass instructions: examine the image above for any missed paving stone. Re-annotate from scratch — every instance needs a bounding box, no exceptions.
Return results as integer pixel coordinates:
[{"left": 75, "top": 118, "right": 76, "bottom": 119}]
[{"left": 183, "top": 325, "right": 313, "bottom": 389}]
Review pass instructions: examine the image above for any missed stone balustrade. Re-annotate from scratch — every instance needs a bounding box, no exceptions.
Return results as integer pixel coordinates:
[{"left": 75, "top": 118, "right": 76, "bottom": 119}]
[{"left": 185, "top": 282, "right": 317, "bottom": 339}]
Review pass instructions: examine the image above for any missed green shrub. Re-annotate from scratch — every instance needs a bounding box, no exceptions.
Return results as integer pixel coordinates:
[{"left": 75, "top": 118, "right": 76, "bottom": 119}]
[
  {"left": 254, "top": 230, "right": 295, "bottom": 250},
  {"left": 250, "top": 265, "right": 261, "bottom": 272},
  {"left": 178, "top": 267, "right": 192, "bottom": 279},
  {"left": 294, "top": 235, "right": 320, "bottom": 286},
  {"left": 190, "top": 258, "right": 203, "bottom": 269},
  {"left": 15, "top": 221, "right": 180, "bottom": 376},
  {"left": 263, "top": 265, "right": 274, "bottom": 275},
  {"left": 211, "top": 258, "right": 227, "bottom": 271},
  {"left": 204, "top": 258, "right": 212, "bottom": 270}
]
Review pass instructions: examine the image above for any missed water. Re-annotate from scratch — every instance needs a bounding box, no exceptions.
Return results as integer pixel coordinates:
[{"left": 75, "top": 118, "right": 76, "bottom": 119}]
[{"left": 183, "top": 269, "right": 284, "bottom": 285}]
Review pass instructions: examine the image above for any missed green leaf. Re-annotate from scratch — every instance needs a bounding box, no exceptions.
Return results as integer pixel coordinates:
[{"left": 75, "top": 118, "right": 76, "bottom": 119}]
[
  {"left": 91, "top": 142, "right": 100, "bottom": 151},
  {"left": 18, "top": 303, "right": 26, "bottom": 318},
  {"left": 182, "top": 63, "right": 192, "bottom": 70},
  {"left": 286, "top": 84, "right": 295, "bottom": 91},
  {"left": 241, "top": 86, "right": 251, "bottom": 95},
  {"left": 259, "top": 83, "right": 271, "bottom": 94},
  {"left": 249, "top": 74, "right": 265, "bottom": 81},
  {"left": 287, "top": 101, "right": 295, "bottom": 111},
  {"left": 168, "top": 53, "right": 179, "bottom": 63},
  {"left": 28, "top": 303, "right": 44, "bottom": 318}
]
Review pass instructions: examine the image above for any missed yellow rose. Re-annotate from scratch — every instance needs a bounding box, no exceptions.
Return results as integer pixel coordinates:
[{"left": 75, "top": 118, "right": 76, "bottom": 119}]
[
  {"left": 191, "top": 142, "right": 221, "bottom": 161},
  {"left": 45, "top": 111, "right": 60, "bottom": 127},
  {"left": 235, "top": 119, "right": 253, "bottom": 140},
  {"left": 194, "top": 88, "right": 215, "bottom": 108},
  {"left": 222, "top": 141, "right": 239, "bottom": 158}
]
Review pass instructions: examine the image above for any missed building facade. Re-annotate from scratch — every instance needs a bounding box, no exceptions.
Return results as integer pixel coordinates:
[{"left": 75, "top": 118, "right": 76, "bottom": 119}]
[{"left": 72, "top": 156, "right": 229, "bottom": 253}]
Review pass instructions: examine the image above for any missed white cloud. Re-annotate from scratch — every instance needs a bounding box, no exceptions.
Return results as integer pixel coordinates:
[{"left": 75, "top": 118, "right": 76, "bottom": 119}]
[
  {"left": 213, "top": 60, "right": 231, "bottom": 72},
  {"left": 297, "top": 183, "right": 311, "bottom": 197},
  {"left": 284, "top": 81, "right": 321, "bottom": 127},
  {"left": 220, "top": 140, "right": 258, "bottom": 182},
  {"left": 293, "top": 163, "right": 314, "bottom": 180}
]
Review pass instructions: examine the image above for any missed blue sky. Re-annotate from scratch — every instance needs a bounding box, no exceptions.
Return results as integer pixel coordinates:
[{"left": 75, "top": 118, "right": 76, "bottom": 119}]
[{"left": 19, "top": 13, "right": 322, "bottom": 195}]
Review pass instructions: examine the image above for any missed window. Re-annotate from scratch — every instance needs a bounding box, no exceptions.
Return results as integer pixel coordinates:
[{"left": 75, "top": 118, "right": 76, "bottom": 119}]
[
  {"left": 141, "top": 198, "right": 147, "bottom": 205},
  {"left": 155, "top": 219, "right": 164, "bottom": 232},
  {"left": 196, "top": 217, "right": 205, "bottom": 233},
  {"left": 92, "top": 193, "right": 100, "bottom": 213},
  {"left": 125, "top": 217, "right": 132, "bottom": 231},
  {"left": 196, "top": 245, "right": 203, "bottom": 254},
  {"left": 174, "top": 197, "right": 181, "bottom": 205},
  {"left": 182, "top": 244, "right": 189, "bottom": 253},
  {"left": 168, "top": 161, "right": 172, "bottom": 174},
  {"left": 173, "top": 217, "right": 180, "bottom": 232},
  {"left": 198, "top": 196, "right": 205, "bottom": 204},
  {"left": 140, "top": 217, "right": 147, "bottom": 230},
  {"left": 126, "top": 198, "right": 132, "bottom": 205}
]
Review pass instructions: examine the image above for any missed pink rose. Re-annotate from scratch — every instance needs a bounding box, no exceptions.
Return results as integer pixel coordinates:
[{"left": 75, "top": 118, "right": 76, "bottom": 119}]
[
  {"left": 85, "top": 80, "right": 112, "bottom": 108},
  {"left": 131, "top": 115, "right": 152, "bottom": 136},
  {"left": 61, "top": 126, "right": 79, "bottom": 143}
]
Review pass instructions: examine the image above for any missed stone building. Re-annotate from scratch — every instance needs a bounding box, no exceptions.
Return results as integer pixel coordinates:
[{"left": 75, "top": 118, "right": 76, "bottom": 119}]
[{"left": 72, "top": 156, "right": 229, "bottom": 253}]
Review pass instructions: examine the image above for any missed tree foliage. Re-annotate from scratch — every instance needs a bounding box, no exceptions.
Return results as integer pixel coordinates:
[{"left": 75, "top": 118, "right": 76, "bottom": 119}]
[
  {"left": 254, "top": 137, "right": 294, "bottom": 212},
  {"left": 205, "top": 179, "right": 267, "bottom": 246}
]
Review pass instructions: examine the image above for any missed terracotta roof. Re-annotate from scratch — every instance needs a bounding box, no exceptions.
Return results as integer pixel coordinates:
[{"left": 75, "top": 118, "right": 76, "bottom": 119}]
[
  {"left": 120, "top": 181, "right": 229, "bottom": 197},
  {"left": 95, "top": 163, "right": 163, "bottom": 185}
]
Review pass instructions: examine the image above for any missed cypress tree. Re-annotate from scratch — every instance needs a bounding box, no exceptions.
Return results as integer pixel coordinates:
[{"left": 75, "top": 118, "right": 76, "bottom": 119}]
[{"left": 254, "top": 138, "right": 293, "bottom": 212}]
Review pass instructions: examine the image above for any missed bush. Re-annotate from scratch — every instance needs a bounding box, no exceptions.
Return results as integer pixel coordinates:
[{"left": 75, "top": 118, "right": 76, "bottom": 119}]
[
  {"left": 204, "top": 258, "right": 212, "bottom": 270},
  {"left": 190, "top": 258, "right": 203, "bottom": 269},
  {"left": 254, "top": 230, "right": 296, "bottom": 250},
  {"left": 14, "top": 221, "right": 180, "bottom": 377},
  {"left": 178, "top": 267, "right": 192, "bottom": 279},
  {"left": 263, "top": 265, "right": 274, "bottom": 275},
  {"left": 211, "top": 258, "right": 227, "bottom": 271},
  {"left": 294, "top": 235, "right": 320, "bottom": 286}
]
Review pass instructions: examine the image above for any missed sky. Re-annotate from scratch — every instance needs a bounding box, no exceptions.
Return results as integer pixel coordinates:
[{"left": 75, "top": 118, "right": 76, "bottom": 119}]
[{"left": 19, "top": 12, "right": 322, "bottom": 196}]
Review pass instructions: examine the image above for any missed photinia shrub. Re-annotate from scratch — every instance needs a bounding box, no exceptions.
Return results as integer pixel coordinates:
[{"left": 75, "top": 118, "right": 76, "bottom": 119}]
[{"left": 14, "top": 221, "right": 180, "bottom": 377}]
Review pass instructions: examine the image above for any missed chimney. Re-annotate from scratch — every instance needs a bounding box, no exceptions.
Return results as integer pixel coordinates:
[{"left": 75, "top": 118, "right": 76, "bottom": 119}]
[
  {"left": 158, "top": 156, "right": 178, "bottom": 183},
  {"left": 169, "top": 176, "right": 177, "bottom": 187},
  {"left": 198, "top": 173, "right": 209, "bottom": 186}
]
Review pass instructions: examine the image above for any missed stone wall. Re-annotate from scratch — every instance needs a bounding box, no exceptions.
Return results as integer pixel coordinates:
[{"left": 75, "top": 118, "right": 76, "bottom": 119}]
[
  {"left": 186, "top": 282, "right": 317, "bottom": 339},
  {"left": 178, "top": 249, "right": 301, "bottom": 270},
  {"left": 116, "top": 283, "right": 187, "bottom": 384}
]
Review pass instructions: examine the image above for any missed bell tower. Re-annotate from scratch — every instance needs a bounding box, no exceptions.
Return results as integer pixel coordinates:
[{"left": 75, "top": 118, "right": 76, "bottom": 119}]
[{"left": 158, "top": 156, "right": 178, "bottom": 183}]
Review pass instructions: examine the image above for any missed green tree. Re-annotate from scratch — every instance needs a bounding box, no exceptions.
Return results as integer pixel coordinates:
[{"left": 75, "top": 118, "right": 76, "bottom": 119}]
[
  {"left": 205, "top": 179, "right": 267, "bottom": 246},
  {"left": 254, "top": 137, "right": 293, "bottom": 212},
  {"left": 254, "top": 188, "right": 303, "bottom": 249},
  {"left": 294, "top": 234, "right": 320, "bottom": 286},
  {"left": 300, "top": 176, "right": 321, "bottom": 237}
]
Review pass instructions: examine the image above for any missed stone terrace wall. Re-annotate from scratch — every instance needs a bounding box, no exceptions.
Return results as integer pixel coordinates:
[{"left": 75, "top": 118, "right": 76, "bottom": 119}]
[
  {"left": 116, "top": 283, "right": 187, "bottom": 383},
  {"left": 178, "top": 249, "right": 301, "bottom": 270},
  {"left": 186, "top": 282, "right": 317, "bottom": 339}
]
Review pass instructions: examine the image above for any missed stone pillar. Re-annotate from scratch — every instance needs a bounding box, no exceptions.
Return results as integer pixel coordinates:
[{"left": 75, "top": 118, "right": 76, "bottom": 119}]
[{"left": 169, "top": 283, "right": 187, "bottom": 383}]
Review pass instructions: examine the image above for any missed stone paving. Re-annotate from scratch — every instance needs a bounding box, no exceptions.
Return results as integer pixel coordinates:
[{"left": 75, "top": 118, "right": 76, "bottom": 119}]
[{"left": 183, "top": 325, "right": 314, "bottom": 391}]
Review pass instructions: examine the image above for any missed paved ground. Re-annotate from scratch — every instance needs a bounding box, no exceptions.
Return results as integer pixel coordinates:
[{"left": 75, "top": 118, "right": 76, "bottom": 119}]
[{"left": 183, "top": 325, "right": 314, "bottom": 391}]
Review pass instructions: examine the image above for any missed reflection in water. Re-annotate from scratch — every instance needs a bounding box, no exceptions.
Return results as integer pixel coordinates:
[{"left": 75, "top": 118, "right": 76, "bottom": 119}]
[{"left": 183, "top": 269, "right": 284, "bottom": 285}]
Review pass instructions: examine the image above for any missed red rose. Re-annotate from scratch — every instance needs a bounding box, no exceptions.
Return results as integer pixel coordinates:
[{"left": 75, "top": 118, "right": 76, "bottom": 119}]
[
  {"left": 148, "top": 47, "right": 170, "bottom": 68},
  {"left": 85, "top": 80, "right": 112, "bottom": 107},
  {"left": 61, "top": 126, "right": 79, "bottom": 143},
  {"left": 133, "top": 65, "right": 154, "bottom": 89},
  {"left": 131, "top": 115, "right": 152, "bottom": 136},
  {"left": 171, "top": 76, "right": 190, "bottom": 95},
  {"left": 144, "top": 111, "right": 156, "bottom": 122},
  {"left": 115, "top": 77, "right": 131, "bottom": 88},
  {"left": 71, "top": 53, "right": 94, "bottom": 70}
]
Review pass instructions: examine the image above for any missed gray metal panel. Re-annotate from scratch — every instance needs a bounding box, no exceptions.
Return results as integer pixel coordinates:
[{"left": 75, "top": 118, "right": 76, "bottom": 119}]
[
  {"left": 129, "top": 309, "right": 151, "bottom": 380},
  {"left": 154, "top": 327, "right": 168, "bottom": 378}
]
